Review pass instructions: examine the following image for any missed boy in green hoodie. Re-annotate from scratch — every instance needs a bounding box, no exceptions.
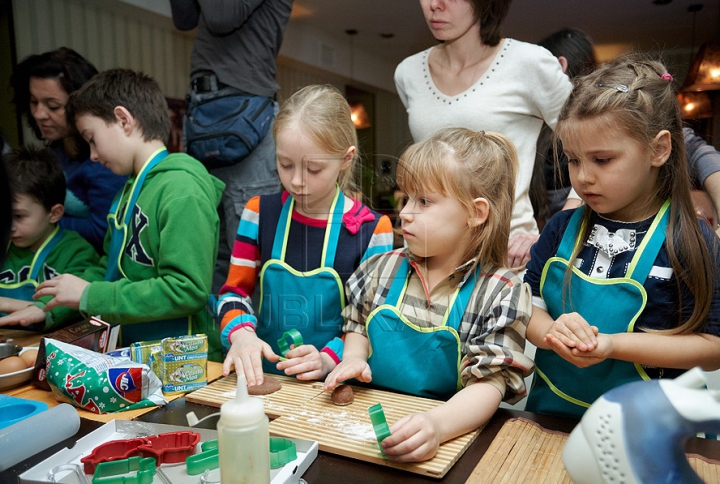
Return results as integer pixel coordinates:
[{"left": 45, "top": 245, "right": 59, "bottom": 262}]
[{"left": 32, "top": 69, "right": 225, "bottom": 360}]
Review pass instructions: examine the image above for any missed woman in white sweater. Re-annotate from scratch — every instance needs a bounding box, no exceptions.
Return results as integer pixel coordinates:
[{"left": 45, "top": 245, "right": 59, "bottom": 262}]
[{"left": 395, "top": 0, "right": 571, "bottom": 268}]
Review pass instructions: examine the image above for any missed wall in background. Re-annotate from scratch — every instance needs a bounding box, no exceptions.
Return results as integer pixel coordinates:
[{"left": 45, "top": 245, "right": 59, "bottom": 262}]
[{"left": 5, "top": 0, "right": 411, "bottom": 187}]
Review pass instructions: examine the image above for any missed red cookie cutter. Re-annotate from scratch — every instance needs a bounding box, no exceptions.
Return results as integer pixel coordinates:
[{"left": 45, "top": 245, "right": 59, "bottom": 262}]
[{"left": 81, "top": 431, "right": 201, "bottom": 473}]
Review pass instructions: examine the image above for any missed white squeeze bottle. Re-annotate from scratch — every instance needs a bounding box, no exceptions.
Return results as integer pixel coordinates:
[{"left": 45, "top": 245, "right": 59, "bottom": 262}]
[{"left": 217, "top": 374, "right": 270, "bottom": 484}]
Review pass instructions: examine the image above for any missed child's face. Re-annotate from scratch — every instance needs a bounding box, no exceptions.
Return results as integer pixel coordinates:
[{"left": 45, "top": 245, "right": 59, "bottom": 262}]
[
  {"left": 399, "top": 189, "right": 471, "bottom": 266},
  {"left": 563, "top": 114, "right": 668, "bottom": 222},
  {"left": 10, "top": 194, "right": 57, "bottom": 252},
  {"left": 29, "top": 77, "right": 70, "bottom": 142},
  {"left": 76, "top": 113, "right": 134, "bottom": 176},
  {"left": 275, "top": 126, "right": 352, "bottom": 217}
]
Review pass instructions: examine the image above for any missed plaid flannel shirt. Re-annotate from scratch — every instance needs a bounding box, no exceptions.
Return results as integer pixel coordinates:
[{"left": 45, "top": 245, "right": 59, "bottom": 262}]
[{"left": 342, "top": 249, "right": 534, "bottom": 403}]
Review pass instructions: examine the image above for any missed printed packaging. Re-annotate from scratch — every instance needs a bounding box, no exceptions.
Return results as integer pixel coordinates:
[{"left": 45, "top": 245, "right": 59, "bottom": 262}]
[
  {"left": 131, "top": 334, "right": 208, "bottom": 395},
  {"left": 42, "top": 339, "right": 165, "bottom": 414},
  {"left": 32, "top": 317, "right": 119, "bottom": 391}
]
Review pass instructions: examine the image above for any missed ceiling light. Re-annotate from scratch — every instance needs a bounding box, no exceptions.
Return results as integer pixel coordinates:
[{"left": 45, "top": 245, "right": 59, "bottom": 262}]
[
  {"left": 682, "top": 43, "right": 720, "bottom": 92},
  {"left": 350, "top": 102, "right": 371, "bottom": 130},
  {"left": 677, "top": 92, "right": 712, "bottom": 119}
]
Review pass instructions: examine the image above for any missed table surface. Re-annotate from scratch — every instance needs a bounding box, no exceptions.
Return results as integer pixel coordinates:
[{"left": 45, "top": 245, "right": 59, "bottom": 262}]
[
  {"left": 4, "top": 395, "right": 720, "bottom": 483},
  {"left": 2, "top": 327, "right": 720, "bottom": 483}
]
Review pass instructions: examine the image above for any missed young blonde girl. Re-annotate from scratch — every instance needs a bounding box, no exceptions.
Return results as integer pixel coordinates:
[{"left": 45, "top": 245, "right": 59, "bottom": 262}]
[
  {"left": 325, "top": 128, "right": 534, "bottom": 462},
  {"left": 524, "top": 54, "right": 720, "bottom": 419},
  {"left": 217, "top": 85, "right": 393, "bottom": 386}
]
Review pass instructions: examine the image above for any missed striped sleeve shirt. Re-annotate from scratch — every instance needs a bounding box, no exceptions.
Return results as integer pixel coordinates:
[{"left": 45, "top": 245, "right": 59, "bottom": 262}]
[
  {"left": 342, "top": 249, "right": 534, "bottom": 403},
  {"left": 217, "top": 192, "right": 394, "bottom": 350}
]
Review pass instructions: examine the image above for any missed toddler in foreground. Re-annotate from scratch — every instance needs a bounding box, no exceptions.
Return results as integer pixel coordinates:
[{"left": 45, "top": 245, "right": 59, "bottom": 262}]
[{"left": 325, "top": 128, "right": 534, "bottom": 462}]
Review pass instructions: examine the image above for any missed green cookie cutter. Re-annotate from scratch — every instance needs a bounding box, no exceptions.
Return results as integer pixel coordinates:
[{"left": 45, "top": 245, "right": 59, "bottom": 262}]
[
  {"left": 186, "top": 440, "right": 219, "bottom": 476},
  {"left": 276, "top": 329, "right": 303, "bottom": 362},
  {"left": 368, "top": 403, "right": 391, "bottom": 456},
  {"left": 92, "top": 456, "right": 156, "bottom": 484},
  {"left": 185, "top": 437, "right": 297, "bottom": 474},
  {"left": 270, "top": 437, "right": 297, "bottom": 468}
]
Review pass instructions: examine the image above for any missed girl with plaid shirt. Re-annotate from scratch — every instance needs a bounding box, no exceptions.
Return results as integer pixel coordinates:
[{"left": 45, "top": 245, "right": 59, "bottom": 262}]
[{"left": 325, "top": 128, "right": 534, "bottom": 462}]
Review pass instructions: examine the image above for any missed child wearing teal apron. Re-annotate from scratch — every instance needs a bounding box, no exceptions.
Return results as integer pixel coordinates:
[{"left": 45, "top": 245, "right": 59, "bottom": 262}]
[
  {"left": 216, "top": 85, "right": 393, "bottom": 385},
  {"left": 325, "top": 128, "right": 534, "bottom": 462},
  {"left": 0, "top": 146, "right": 99, "bottom": 330},
  {"left": 524, "top": 54, "right": 720, "bottom": 421},
  {"left": 0, "top": 227, "right": 98, "bottom": 330},
  {"left": 34, "top": 69, "right": 225, "bottom": 360},
  {"left": 216, "top": 187, "right": 392, "bottom": 377}
]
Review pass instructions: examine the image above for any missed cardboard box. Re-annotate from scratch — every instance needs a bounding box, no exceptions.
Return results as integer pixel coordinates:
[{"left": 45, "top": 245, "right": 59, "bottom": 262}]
[
  {"left": 131, "top": 335, "right": 208, "bottom": 395},
  {"left": 32, "top": 317, "right": 119, "bottom": 390}
]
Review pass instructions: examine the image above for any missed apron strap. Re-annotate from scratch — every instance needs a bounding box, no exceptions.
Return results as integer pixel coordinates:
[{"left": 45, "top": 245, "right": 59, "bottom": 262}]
[
  {"left": 271, "top": 196, "right": 293, "bottom": 261},
  {"left": 555, "top": 208, "right": 585, "bottom": 261},
  {"left": 320, "top": 187, "right": 344, "bottom": 267},
  {"left": 106, "top": 148, "right": 169, "bottom": 282},
  {"left": 270, "top": 186, "right": 344, "bottom": 267},
  {"left": 28, "top": 226, "right": 64, "bottom": 280},
  {"left": 384, "top": 258, "right": 410, "bottom": 306},
  {"left": 382, "top": 257, "right": 478, "bottom": 332},
  {"left": 445, "top": 264, "right": 481, "bottom": 331},
  {"left": 626, "top": 199, "right": 671, "bottom": 284}
]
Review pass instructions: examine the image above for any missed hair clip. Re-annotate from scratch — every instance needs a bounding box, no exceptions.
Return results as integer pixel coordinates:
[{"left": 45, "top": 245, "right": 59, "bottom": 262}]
[
  {"left": 661, "top": 73, "right": 673, "bottom": 82},
  {"left": 597, "top": 83, "right": 629, "bottom": 93}
]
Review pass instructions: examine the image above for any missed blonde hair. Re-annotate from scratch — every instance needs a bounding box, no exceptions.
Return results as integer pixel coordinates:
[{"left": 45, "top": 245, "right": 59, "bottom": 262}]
[
  {"left": 396, "top": 128, "right": 517, "bottom": 267},
  {"left": 273, "top": 85, "right": 358, "bottom": 193},
  {"left": 556, "top": 53, "right": 717, "bottom": 335}
]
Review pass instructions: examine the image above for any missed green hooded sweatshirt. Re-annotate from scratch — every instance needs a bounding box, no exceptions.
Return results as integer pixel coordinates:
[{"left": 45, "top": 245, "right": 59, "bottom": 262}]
[{"left": 81, "top": 152, "right": 225, "bottom": 361}]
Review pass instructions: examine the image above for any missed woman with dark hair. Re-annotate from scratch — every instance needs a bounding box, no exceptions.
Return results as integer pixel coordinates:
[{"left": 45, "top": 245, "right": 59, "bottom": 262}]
[
  {"left": 394, "top": 0, "right": 572, "bottom": 269},
  {"left": 530, "top": 28, "right": 597, "bottom": 230},
  {"left": 11, "top": 47, "right": 127, "bottom": 252}
]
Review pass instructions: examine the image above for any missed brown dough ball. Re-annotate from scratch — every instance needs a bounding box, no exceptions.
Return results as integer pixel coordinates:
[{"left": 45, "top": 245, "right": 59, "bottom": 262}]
[
  {"left": 247, "top": 375, "right": 282, "bottom": 395},
  {"left": 331, "top": 384, "right": 354, "bottom": 406}
]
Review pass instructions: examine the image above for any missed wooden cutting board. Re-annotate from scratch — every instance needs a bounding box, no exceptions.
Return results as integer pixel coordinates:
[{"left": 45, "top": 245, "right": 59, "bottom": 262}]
[
  {"left": 467, "top": 418, "right": 720, "bottom": 484},
  {"left": 186, "top": 374, "right": 481, "bottom": 478}
]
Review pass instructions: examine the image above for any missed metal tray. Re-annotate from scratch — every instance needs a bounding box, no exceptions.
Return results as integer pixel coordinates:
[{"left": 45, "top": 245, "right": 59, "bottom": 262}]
[{"left": 19, "top": 420, "right": 318, "bottom": 484}]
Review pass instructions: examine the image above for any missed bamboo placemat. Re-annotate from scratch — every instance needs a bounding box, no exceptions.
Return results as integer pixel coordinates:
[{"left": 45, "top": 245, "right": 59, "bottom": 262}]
[
  {"left": 186, "top": 374, "right": 481, "bottom": 478},
  {"left": 467, "top": 418, "right": 720, "bottom": 483},
  {"left": 3, "top": 361, "right": 223, "bottom": 423}
]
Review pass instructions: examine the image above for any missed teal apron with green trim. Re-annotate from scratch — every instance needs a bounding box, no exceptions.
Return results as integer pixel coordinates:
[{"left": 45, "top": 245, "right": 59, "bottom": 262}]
[
  {"left": 257, "top": 187, "right": 346, "bottom": 374},
  {"left": 526, "top": 201, "right": 670, "bottom": 418},
  {"left": 104, "top": 148, "right": 191, "bottom": 345},
  {"left": 365, "top": 258, "right": 478, "bottom": 400},
  {"left": 0, "top": 226, "right": 64, "bottom": 329}
]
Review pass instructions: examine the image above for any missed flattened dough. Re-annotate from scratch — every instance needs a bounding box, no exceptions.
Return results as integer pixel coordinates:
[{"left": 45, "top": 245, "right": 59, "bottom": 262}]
[{"left": 247, "top": 375, "right": 282, "bottom": 395}]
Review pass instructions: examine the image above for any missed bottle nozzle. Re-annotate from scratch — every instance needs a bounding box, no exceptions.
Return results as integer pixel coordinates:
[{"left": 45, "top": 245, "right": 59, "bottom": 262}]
[
  {"left": 236, "top": 374, "right": 250, "bottom": 403},
  {"left": 219, "top": 373, "right": 265, "bottom": 427}
]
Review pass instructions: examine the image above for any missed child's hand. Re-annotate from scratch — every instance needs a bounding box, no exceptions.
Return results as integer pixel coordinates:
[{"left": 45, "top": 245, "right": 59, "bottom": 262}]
[
  {"left": 544, "top": 312, "right": 598, "bottom": 351},
  {"left": 0, "top": 305, "right": 45, "bottom": 327},
  {"left": 381, "top": 412, "right": 441, "bottom": 462},
  {"left": 34, "top": 274, "right": 88, "bottom": 310},
  {"left": 276, "top": 345, "right": 336, "bottom": 381},
  {"left": 323, "top": 357, "right": 371, "bottom": 391},
  {"left": 545, "top": 332, "right": 610, "bottom": 368},
  {"left": 223, "top": 327, "right": 278, "bottom": 386}
]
